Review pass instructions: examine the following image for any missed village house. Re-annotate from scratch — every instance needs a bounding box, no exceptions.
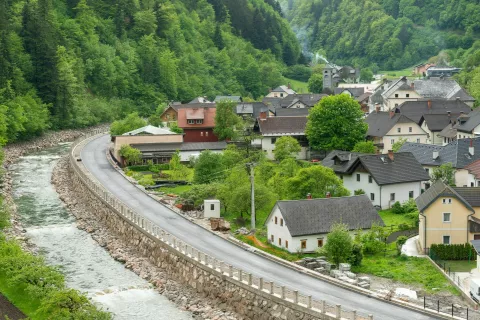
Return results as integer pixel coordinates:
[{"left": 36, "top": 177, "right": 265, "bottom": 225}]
[
  {"left": 265, "top": 85, "right": 296, "bottom": 98},
  {"left": 464, "top": 160, "right": 480, "bottom": 187},
  {"left": 400, "top": 138, "right": 480, "bottom": 188},
  {"left": 188, "top": 96, "right": 213, "bottom": 104},
  {"left": 234, "top": 102, "right": 269, "bottom": 120},
  {"left": 160, "top": 102, "right": 214, "bottom": 125},
  {"left": 396, "top": 100, "right": 472, "bottom": 145},
  {"left": 322, "top": 151, "right": 430, "bottom": 209},
  {"left": 416, "top": 181, "right": 480, "bottom": 253},
  {"left": 177, "top": 106, "right": 218, "bottom": 143},
  {"left": 413, "top": 63, "right": 435, "bottom": 75},
  {"left": 279, "top": 93, "right": 327, "bottom": 109},
  {"left": 381, "top": 77, "right": 422, "bottom": 111},
  {"left": 111, "top": 125, "right": 183, "bottom": 164},
  {"left": 365, "top": 110, "right": 428, "bottom": 153},
  {"left": 368, "top": 79, "right": 393, "bottom": 113},
  {"left": 426, "top": 67, "right": 462, "bottom": 78},
  {"left": 265, "top": 195, "right": 384, "bottom": 253},
  {"left": 323, "top": 64, "right": 360, "bottom": 91},
  {"left": 253, "top": 115, "right": 308, "bottom": 160},
  {"left": 275, "top": 108, "right": 310, "bottom": 117},
  {"left": 334, "top": 87, "right": 365, "bottom": 99},
  {"left": 439, "top": 108, "right": 480, "bottom": 144}
]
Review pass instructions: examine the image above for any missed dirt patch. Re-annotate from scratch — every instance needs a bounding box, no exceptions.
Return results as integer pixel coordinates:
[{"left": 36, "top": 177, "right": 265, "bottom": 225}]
[
  {"left": 246, "top": 235, "right": 268, "bottom": 248},
  {"left": 0, "top": 293, "right": 26, "bottom": 320}
]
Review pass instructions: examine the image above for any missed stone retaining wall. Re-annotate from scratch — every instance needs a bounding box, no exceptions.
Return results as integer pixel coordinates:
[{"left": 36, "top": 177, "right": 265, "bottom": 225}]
[{"left": 70, "top": 132, "right": 373, "bottom": 320}]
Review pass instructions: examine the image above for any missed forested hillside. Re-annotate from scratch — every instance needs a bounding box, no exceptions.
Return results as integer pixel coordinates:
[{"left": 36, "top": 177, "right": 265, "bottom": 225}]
[
  {"left": 280, "top": 0, "right": 480, "bottom": 70},
  {"left": 0, "top": 0, "right": 298, "bottom": 142}
]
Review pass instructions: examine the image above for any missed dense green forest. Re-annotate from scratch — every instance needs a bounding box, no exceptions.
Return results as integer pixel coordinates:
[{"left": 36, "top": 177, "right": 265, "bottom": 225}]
[
  {"left": 0, "top": 0, "right": 299, "bottom": 143},
  {"left": 279, "top": 0, "right": 480, "bottom": 70}
]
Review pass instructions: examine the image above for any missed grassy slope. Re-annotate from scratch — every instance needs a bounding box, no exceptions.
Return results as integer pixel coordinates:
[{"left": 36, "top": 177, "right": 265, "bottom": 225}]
[
  {"left": 285, "top": 78, "right": 308, "bottom": 93},
  {"left": 0, "top": 275, "right": 42, "bottom": 319},
  {"left": 379, "top": 209, "right": 417, "bottom": 227}
]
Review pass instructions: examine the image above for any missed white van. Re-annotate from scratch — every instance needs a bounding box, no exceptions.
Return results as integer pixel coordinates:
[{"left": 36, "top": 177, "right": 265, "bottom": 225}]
[{"left": 470, "top": 278, "right": 480, "bottom": 303}]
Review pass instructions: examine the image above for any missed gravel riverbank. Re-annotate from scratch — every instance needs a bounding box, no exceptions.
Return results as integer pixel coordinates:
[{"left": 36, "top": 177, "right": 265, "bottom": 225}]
[{"left": 52, "top": 155, "right": 241, "bottom": 320}]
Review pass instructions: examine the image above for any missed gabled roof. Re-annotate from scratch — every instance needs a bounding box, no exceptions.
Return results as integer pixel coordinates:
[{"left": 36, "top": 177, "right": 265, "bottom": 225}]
[
  {"left": 272, "top": 85, "right": 296, "bottom": 95},
  {"left": 275, "top": 108, "right": 309, "bottom": 117},
  {"left": 186, "top": 108, "right": 205, "bottom": 120},
  {"left": 235, "top": 102, "right": 268, "bottom": 118},
  {"left": 398, "top": 100, "right": 471, "bottom": 124},
  {"left": 421, "top": 114, "right": 455, "bottom": 132},
  {"left": 413, "top": 79, "right": 474, "bottom": 101},
  {"left": 365, "top": 112, "right": 417, "bottom": 137},
  {"left": 356, "top": 92, "right": 372, "bottom": 103},
  {"left": 177, "top": 107, "right": 216, "bottom": 128},
  {"left": 189, "top": 97, "right": 213, "bottom": 104},
  {"left": 257, "top": 117, "right": 307, "bottom": 135},
  {"left": 415, "top": 181, "right": 474, "bottom": 212},
  {"left": 122, "top": 125, "right": 176, "bottom": 136},
  {"left": 262, "top": 97, "right": 283, "bottom": 112},
  {"left": 399, "top": 138, "right": 480, "bottom": 168},
  {"left": 456, "top": 108, "right": 480, "bottom": 133},
  {"left": 279, "top": 94, "right": 327, "bottom": 108},
  {"left": 334, "top": 87, "right": 365, "bottom": 98},
  {"left": 465, "top": 159, "right": 480, "bottom": 179},
  {"left": 322, "top": 151, "right": 430, "bottom": 185},
  {"left": 453, "top": 187, "right": 480, "bottom": 207},
  {"left": 268, "top": 195, "right": 384, "bottom": 237},
  {"left": 168, "top": 103, "right": 217, "bottom": 112},
  {"left": 382, "top": 77, "right": 411, "bottom": 99},
  {"left": 438, "top": 123, "right": 457, "bottom": 138},
  {"left": 214, "top": 96, "right": 242, "bottom": 103}
]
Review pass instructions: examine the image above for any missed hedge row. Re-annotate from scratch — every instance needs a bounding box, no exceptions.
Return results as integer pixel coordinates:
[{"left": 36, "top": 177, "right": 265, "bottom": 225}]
[{"left": 430, "top": 243, "right": 477, "bottom": 261}]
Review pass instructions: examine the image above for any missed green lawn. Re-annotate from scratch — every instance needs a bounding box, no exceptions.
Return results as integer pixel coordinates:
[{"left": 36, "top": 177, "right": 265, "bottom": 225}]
[
  {"left": 379, "top": 209, "right": 417, "bottom": 227},
  {"left": 444, "top": 260, "right": 477, "bottom": 272},
  {"left": 352, "top": 244, "right": 459, "bottom": 295},
  {"left": 161, "top": 169, "right": 194, "bottom": 182},
  {"left": 379, "top": 66, "right": 418, "bottom": 80},
  {"left": 0, "top": 275, "right": 41, "bottom": 319},
  {"left": 285, "top": 78, "right": 308, "bottom": 93}
]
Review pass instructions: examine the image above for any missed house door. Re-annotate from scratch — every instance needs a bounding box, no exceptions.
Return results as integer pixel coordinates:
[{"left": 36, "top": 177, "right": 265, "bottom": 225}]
[{"left": 474, "top": 234, "right": 480, "bottom": 240}]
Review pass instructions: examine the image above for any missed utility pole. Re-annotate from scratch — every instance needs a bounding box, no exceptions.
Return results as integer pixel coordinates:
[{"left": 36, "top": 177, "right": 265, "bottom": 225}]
[{"left": 247, "top": 163, "right": 256, "bottom": 232}]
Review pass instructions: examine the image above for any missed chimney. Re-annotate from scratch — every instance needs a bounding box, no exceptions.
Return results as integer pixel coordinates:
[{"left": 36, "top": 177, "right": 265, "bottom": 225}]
[
  {"left": 307, "top": 193, "right": 312, "bottom": 200},
  {"left": 326, "top": 192, "right": 331, "bottom": 198},
  {"left": 288, "top": 83, "right": 291, "bottom": 89},
  {"left": 433, "top": 151, "right": 439, "bottom": 159},
  {"left": 447, "top": 111, "right": 451, "bottom": 117},
  {"left": 375, "top": 103, "right": 380, "bottom": 113},
  {"left": 427, "top": 100, "right": 432, "bottom": 109},
  {"left": 389, "top": 110, "right": 395, "bottom": 119},
  {"left": 470, "top": 139, "right": 475, "bottom": 156},
  {"left": 259, "top": 111, "right": 267, "bottom": 121},
  {"left": 387, "top": 150, "right": 394, "bottom": 161}
]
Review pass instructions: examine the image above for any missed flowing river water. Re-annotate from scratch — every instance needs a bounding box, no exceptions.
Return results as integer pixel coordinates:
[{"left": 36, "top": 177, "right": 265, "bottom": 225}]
[{"left": 10, "top": 143, "right": 192, "bottom": 320}]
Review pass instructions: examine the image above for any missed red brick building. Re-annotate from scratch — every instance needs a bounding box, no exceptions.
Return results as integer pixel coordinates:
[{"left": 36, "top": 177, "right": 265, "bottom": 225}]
[{"left": 177, "top": 106, "right": 219, "bottom": 142}]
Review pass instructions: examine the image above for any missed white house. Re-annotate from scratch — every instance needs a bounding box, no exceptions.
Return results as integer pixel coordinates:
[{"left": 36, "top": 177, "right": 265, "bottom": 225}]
[
  {"left": 254, "top": 115, "right": 309, "bottom": 160},
  {"left": 365, "top": 111, "right": 428, "bottom": 154},
  {"left": 265, "top": 85, "right": 296, "bottom": 98},
  {"left": 322, "top": 151, "right": 430, "bottom": 209},
  {"left": 265, "top": 195, "right": 384, "bottom": 253}
]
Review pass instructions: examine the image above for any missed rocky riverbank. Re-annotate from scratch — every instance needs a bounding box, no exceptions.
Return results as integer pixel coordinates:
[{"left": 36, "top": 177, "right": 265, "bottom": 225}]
[{"left": 52, "top": 155, "right": 241, "bottom": 320}]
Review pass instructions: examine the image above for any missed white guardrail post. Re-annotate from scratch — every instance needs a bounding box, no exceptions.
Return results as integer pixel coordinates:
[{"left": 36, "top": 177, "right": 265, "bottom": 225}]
[{"left": 69, "top": 131, "right": 374, "bottom": 320}]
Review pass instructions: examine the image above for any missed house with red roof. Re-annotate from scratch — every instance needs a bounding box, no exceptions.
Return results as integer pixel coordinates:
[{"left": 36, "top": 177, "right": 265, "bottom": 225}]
[{"left": 177, "top": 106, "right": 218, "bottom": 142}]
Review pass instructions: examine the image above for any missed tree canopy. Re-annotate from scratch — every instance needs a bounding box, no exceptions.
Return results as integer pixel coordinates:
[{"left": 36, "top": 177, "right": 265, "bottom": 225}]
[
  {"left": 214, "top": 100, "right": 242, "bottom": 140},
  {"left": 306, "top": 95, "right": 367, "bottom": 151},
  {"left": 110, "top": 113, "right": 147, "bottom": 136},
  {"left": 273, "top": 136, "right": 301, "bottom": 162},
  {"left": 352, "top": 141, "right": 376, "bottom": 154}
]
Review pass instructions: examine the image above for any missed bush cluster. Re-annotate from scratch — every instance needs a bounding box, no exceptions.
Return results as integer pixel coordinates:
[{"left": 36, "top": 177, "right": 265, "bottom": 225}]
[
  {"left": 391, "top": 199, "right": 417, "bottom": 214},
  {"left": 430, "top": 243, "right": 477, "bottom": 261}
]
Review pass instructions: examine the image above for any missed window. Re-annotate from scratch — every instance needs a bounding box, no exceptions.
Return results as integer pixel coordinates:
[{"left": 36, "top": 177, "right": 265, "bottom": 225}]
[
  {"left": 187, "top": 119, "right": 195, "bottom": 124},
  {"left": 417, "top": 139, "right": 420, "bottom": 143},
  {"left": 390, "top": 193, "right": 395, "bottom": 201},
  {"left": 395, "top": 94, "right": 399, "bottom": 98},
  {"left": 448, "top": 199, "right": 452, "bottom": 204},
  {"left": 474, "top": 235, "right": 480, "bottom": 240},
  {"left": 409, "top": 127, "right": 412, "bottom": 133},
  {"left": 317, "top": 239, "right": 324, "bottom": 248},
  {"left": 443, "top": 198, "right": 452, "bottom": 204},
  {"left": 280, "top": 93, "right": 284, "bottom": 97},
  {"left": 271, "top": 235, "right": 274, "bottom": 242},
  {"left": 205, "top": 131, "right": 209, "bottom": 137},
  {"left": 443, "top": 213, "right": 451, "bottom": 223},
  {"left": 274, "top": 217, "right": 278, "bottom": 224},
  {"left": 406, "top": 94, "right": 410, "bottom": 98},
  {"left": 357, "top": 174, "right": 361, "bottom": 182},
  {"left": 370, "top": 193, "right": 375, "bottom": 201},
  {"left": 210, "top": 204, "right": 215, "bottom": 210},
  {"left": 196, "top": 119, "right": 203, "bottom": 124},
  {"left": 285, "top": 240, "right": 288, "bottom": 248},
  {"left": 200, "top": 132, "right": 204, "bottom": 136},
  {"left": 443, "top": 235, "right": 450, "bottom": 245},
  {"left": 368, "top": 175, "right": 373, "bottom": 183},
  {"left": 279, "top": 238, "right": 282, "bottom": 246},
  {"left": 301, "top": 240, "right": 307, "bottom": 249},
  {"left": 425, "top": 168, "right": 429, "bottom": 175},
  {"left": 271, "top": 137, "right": 277, "bottom": 144},
  {"left": 391, "top": 139, "right": 395, "bottom": 145},
  {"left": 397, "top": 127, "right": 401, "bottom": 133},
  {"left": 409, "top": 191, "right": 414, "bottom": 198},
  {"left": 280, "top": 219, "right": 284, "bottom": 226}
]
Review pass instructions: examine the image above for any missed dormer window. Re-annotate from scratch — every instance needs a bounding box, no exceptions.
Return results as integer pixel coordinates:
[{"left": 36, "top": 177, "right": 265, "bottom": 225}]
[
  {"left": 187, "top": 119, "right": 195, "bottom": 124},
  {"left": 196, "top": 119, "right": 203, "bottom": 124}
]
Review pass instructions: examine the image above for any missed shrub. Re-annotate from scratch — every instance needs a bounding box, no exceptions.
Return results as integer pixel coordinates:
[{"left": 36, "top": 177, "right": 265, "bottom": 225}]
[
  {"left": 430, "top": 243, "right": 477, "bottom": 261},
  {"left": 406, "top": 211, "right": 420, "bottom": 226},
  {"left": 180, "top": 183, "right": 220, "bottom": 207},
  {"left": 127, "top": 165, "right": 149, "bottom": 172},
  {"left": 138, "top": 175, "right": 155, "bottom": 187},
  {"left": 323, "top": 223, "right": 353, "bottom": 265},
  {"left": 396, "top": 236, "right": 408, "bottom": 254},
  {"left": 361, "top": 224, "right": 388, "bottom": 254},
  {"left": 402, "top": 199, "right": 417, "bottom": 213},
  {"left": 391, "top": 201, "right": 404, "bottom": 214},
  {"left": 354, "top": 189, "right": 365, "bottom": 195},
  {"left": 349, "top": 243, "right": 363, "bottom": 266}
]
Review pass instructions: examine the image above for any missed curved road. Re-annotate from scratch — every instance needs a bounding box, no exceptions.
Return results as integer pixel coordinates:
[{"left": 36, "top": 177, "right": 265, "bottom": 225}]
[{"left": 81, "top": 135, "right": 435, "bottom": 320}]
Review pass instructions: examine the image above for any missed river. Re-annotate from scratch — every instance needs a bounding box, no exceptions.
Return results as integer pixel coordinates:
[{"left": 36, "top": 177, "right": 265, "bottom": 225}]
[{"left": 10, "top": 143, "right": 191, "bottom": 319}]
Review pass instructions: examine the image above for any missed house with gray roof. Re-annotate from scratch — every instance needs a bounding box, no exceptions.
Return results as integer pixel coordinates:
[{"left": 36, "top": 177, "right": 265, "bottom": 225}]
[
  {"left": 322, "top": 151, "right": 430, "bottom": 209},
  {"left": 381, "top": 77, "right": 422, "bottom": 111},
  {"left": 399, "top": 138, "right": 480, "bottom": 187},
  {"left": 438, "top": 108, "right": 480, "bottom": 144},
  {"left": 279, "top": 93, "right": 327, "bottom": 108},
  {"left": 234, "top": 102, "right": 268, "bottom": 120},
  {"left": 365, "top": 111, "right": 428, "bottom": 153},
  {"left": 413, "top": 79, "right": 475, "bottom": 107},
  {"left": 416, "top": 180, "right": 480, "bottom": 252},
  {"left": 334, "top": 87, "right": 365, "bottom": 99},
  {"left": 368, "top": 79, "right": 393, "bottom": 112},
  {"left": 254, "top": 116, "right": 308, "bottom": 160},
  {"left": 265, "top": 85, "right": 296, "bottom": 98},
  {"left": 265, "top": 195, "right": 384, "bottom": 253}
]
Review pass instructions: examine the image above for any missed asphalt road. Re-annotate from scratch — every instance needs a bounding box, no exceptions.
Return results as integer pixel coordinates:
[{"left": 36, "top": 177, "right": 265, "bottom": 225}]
[{"left": 81, "top": 135, "right": 436, "bottom": 320}]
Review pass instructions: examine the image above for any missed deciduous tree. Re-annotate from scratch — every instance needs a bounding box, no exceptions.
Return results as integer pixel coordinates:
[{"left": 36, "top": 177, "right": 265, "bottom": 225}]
[
  {"left": 352, "top": 141, "right": 376, "bottom": 154},
  {"left": 214, "top": 100, "right": 241, "bottom": 140},
  {"left": 273, "top": 136, "right": 301, "bottom": 162},
  {"left": 322, "top": 223, "right": 353, "bottom": 265}
]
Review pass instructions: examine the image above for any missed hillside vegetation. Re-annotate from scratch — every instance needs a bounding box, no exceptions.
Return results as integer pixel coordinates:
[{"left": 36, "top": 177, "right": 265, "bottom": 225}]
[
  {"left": 279, "top": 0, "right": 480, "bottom": 70},
  {"left": 0, "top": 0, "right": 299, "bottom": 143}
]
